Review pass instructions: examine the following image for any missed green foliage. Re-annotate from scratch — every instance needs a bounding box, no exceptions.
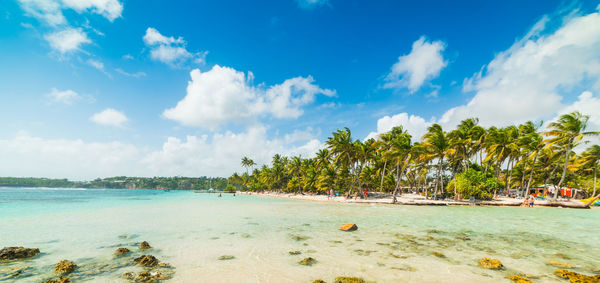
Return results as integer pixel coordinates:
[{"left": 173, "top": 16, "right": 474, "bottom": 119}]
[
  {"left": 224, "top": 184, "right": 237, "bottom": 193},
  {"left": 446, "top": 169, "right": 504, "bottom": 200}
]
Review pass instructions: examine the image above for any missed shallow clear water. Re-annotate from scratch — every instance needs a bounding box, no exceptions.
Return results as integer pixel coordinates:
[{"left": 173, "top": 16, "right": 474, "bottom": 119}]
[{"left": 1, "top": 187, "right": 599, "bottom": 282}]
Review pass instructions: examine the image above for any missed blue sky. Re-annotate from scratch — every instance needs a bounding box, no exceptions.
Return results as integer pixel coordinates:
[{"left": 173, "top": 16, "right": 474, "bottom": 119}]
[{"left": 1, "top": 0, "right": 600, "bottom": 179}]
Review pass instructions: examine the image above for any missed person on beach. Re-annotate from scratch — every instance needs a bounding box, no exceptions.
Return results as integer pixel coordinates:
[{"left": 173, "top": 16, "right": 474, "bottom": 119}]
[
  {"left": 354, "top": 191, "right": 358, "bottom": 200},
  {"left": 364, "top": 189, "right": 368, "bottom": 200},
  {"left": 521, "top": 197, "right": 528, "bottom": 207},
  {"left": 529, "top": 196, "right": 535, "bottom": 207}
]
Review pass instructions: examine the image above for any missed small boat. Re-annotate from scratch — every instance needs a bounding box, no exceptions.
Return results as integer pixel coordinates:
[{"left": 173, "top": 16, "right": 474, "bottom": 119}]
[{"left": 339, "top": 224, "right": 358, "bottom": 231}]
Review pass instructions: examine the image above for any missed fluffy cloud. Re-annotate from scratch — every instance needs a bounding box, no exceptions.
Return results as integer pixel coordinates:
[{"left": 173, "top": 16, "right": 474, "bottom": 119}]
[
  {"left": 0, "top": 127, "right": 322, "bottom": 180},
  {"left": 438, "top": 9, "right": 600, "bottom": 129},
  {"left": 47, "top": 88, "right": 80, "bottom": 104},
  {"left": 90, "top": 108, "right": 128, "bottom": 127},
  {"left": 366, "top": 113, "right": 432, "bottom": 141},
  {"left": 61, "top": 0, "right": 123, "bottom": 22},
  {"left": 163, "top": 65, "right": 335, "bottom": 129},
  {"left": 18, "top": 0, "right": 122, "bottom": 25},
  {"left": 143, "top": 126, "right": 322, "bottom": 177},
  {"left": 143, "top": 27, "right": 206, "bottom": 67},
  {"left": 555, "top": 91, "right": 600, "bottom": 133},
  {"left": 44, "top": 27, "right": 90, "bottom": 53},
  {"left": 384, "top": 36, "right": 447, "bottom": 93},
  {"left": 18, "top": 0, "right": 66, "bottom": 26}
]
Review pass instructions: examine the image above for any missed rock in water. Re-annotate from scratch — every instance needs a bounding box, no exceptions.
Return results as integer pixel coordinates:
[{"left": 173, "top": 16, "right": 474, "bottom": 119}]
[
  {"left": 114, "top": 247, "right": 130, "bottom": 256},
  {"left": 41, "top": 276, "right": 71, "bottom": 283},
  {"left": 432, "top": 251, "right": 446, "bottom": 258},
  {"left": 0, "top": 247, "right": 40, "bottom": 260},
  {"left": 545, "top": 260, "right": 573, "bottom": 268},
  {"left": 298, "top": 257, "right": 317, "bottom": 266},
  {"left": 134, "top": 255, "right": 159, "bottom": 267},
  {"left": 508, "top": 275, "right": 531, "bottom": 283},
  {"left": 334, "top": 277, "right": 365, "bottom": 283},
  {"left": 313, "top": 280, "right": 326, "bottom": 283},
  {"left": 140, "top": 241, "right": 151, "bottom": 250},
  {"left": 554, "top": 269, "right": 600, "bottom": 282},
  {"left": 217, "top": 255, "right": 235, "bottom": 260},
  {"left": 339, "top": 224, "right": 358, "bottom": 232},
  {"left": 288, "top": 250, "right": 302, "bottom": 255},
  {"left": 54, "top": 260, "right": 77, "bottom": 275},
  {"left": 478, "top": 257, "right": 503, "bottom": 269}
]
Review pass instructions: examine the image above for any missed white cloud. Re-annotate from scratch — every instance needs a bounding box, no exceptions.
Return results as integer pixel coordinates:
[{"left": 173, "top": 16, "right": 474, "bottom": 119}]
[
  {"left": 438, "top": 9, "right": 600, "bottom": 129},
  {"left": 297, "top": 0, "right": 329, "bottom": 9},
  {"left": 143, "top": 126, "right": 323, "bottom": 176},
  {"left": 18, "top": 0, "right": 122, "bottom": 26},
  {"left": 163, "top": 65, "right": 335, "bottom": 129},
  {"left": 122, "top": 54, "right": 134, "bottom": 60},
  {"left": 44, "top": 27, "right": 90, "bottom": 54},
  {"left": 365, "top": 112, "right": 431, "bottom": 142},
  {"left": 143, "top": 27, "right": 206, "bottom": 67},
  {"left": 90, "top": 108, "right": 128, "bottom": 127},
  {"left": 47, "top": 88, "right": 80, "bottom": 105},
  {"left": 18, "top": 0, "right": 66, "bottom": 26},
  {"left": 0, "top": 127, "right": 322, "bottom": 179},
  {"left": 61, "top": 0, "right": 123, "bottom": 22},
  {"left": 115, "top": 68, "right": 146, "bottom": 78},
  {"left": 384, "top": 36, "right": 447, "bottom": 93},
  {"left": 556, "top": 91, "right": 600, "bottom": 132},
  {"left": 87, "top": 58, "right": 104, "bottom": 70}
]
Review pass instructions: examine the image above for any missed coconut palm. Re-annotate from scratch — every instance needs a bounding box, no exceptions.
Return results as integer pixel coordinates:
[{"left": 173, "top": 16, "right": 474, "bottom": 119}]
[
  {"left": 581, "top": 145, "right": 600, "bottom": 196},
  {"left": 544, "top": 111, "right": 600, "bottom": 201},
  {"left": 422, "top": 124, "right": 450, "bottom": 198},
  {"left": 241, "top": 156, "right": 255, "bottom": 175}
]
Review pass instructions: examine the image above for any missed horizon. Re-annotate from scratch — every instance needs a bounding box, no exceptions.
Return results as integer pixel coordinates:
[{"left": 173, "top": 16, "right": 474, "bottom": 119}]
[{"left": 2, "top": 0, "right": 600, "bottom": 180}]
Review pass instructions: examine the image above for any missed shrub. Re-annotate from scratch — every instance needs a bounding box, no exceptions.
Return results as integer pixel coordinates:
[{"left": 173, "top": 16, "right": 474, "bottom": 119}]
[{"left": 446, "top": 169, "right": 503, "bottom": 200}]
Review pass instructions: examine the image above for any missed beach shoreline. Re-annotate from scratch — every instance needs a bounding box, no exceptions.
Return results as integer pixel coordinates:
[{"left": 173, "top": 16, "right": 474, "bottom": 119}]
[{"left": 240, "top": 191, "right": 593, "bottom": 209}]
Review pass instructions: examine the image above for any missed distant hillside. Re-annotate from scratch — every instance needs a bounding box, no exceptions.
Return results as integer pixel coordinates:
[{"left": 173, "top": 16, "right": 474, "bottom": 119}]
[{"left": 0, "top": 176, "right": 227, "bottom": 190}]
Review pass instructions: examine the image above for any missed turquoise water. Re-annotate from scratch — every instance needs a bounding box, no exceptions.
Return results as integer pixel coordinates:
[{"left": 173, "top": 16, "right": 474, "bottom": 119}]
[{"left": 1, "top": 187, "right": 599, "bottom": 282}]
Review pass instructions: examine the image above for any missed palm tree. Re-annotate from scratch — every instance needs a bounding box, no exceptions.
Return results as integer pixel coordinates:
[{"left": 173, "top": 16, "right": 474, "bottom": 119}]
[
  {"left": 326, "top": 128, "right": 358, "bottom": 196},
  {"left": 544, "top": 111, "right": 600, "bottom": 201},
  {"left": 422, "top": 124, "right": 450, "bottom": 198},
  {"left": 241, "top": 156, "right": 255, "bottom": 175},
  {"left": 581, "top": 145, "right": 600, "bottom": 196},
  {"left": 522, "top": 132, "right": 544, "bottom": 197}
]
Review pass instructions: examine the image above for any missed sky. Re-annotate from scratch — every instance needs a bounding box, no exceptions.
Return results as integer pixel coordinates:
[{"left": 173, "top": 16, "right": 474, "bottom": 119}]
[{"left": 1, "top": 0, "right": 600, "bottom": 180}]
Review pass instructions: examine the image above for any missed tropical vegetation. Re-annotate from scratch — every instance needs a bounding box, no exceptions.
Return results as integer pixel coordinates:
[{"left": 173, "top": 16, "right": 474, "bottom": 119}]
[{"left": 230, "top": 112, "right": 600, "bottom": 201}]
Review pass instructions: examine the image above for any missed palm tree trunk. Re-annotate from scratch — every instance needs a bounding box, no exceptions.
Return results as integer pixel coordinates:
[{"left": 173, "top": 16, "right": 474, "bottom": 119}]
[
  {"left": 525, "top": 151, "right": 539, "bottom": 197},
  {"left": 452, "top": 167, "right": 458, "bottom": 201},
  {"left": 434, "top": 156, "right": 443, "bottom": 198},
  {"left": 379, "top": 161, "right": 387, "bottom": 193},
  {"left": 553, "top": 145, "right": 571, "bottom": 201},
  {"left": 593, "top": 167, "right": 597, "bottom": 197}
]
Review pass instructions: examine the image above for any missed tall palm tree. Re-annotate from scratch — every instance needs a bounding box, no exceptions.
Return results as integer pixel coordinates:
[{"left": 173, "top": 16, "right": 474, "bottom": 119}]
[
  {"left": 241, "top": 156, "right": 255, "bottom": 175},
  {"left": 422, "top": 124, "right": 450, "bottom": 198},
  {"left": 522, "top": 132, "right": 544, "bottom": 197},
  {"left": 544, "top": 112, "right": 600, "bottom": 201},
  {"left": 581, "top": 145, "right": 600, "bottom": 196},
  {"left": 326, "top": 128, "right": 357, "bottom": 195}
]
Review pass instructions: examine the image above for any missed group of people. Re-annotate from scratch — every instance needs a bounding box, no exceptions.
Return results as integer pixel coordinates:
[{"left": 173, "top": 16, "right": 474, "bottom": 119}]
[{"left": 521, "top": 194, "right": 536, "bottom": 207}]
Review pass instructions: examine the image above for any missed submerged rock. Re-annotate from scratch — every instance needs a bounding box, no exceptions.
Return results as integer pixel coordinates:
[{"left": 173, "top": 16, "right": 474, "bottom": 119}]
[
  {"left": 508, "top": 275, "right": 531, "bottom": 283},
  {"left": 334, "top": 277, "right": 365, "bottom": 283},
  {"left": 298, "top": 257, "right": 317, "bottom": 266},
  {"left": 241, "top": 234, "right": 251, "bottom": 238},
  {"left": 478, "top": 257, "right": 503, "bottom": 269},
  {"left": 554, "top": 269, "right": 600, "bottom": 282},
  {"left": 54, "top": 260, "right": 77, "bottom": 275},
  {"left": 140, "top": 241, "right": 151, "bottom": 250},
  {"left": 339, "top": 224, "right": 358, "bottom": 232},
  {"left": 123, "top": 272, "right": 135, "bottom": 279},
  {"left": 115, "top": 247, "right": 131, "bottom": 256},
  {"left": 0, "top": 247, "right": 40, "bottom": 260},
  {"left": 0, "top": 266, "right": 31, "bottom": 280},
  {"left": 432, "top": 251, "right": 445, "bottom": 258},
  {"left": 217, "top": 255, "right": 235, "bottom": 260},
  {"left": 313, "top": 280, "right": 326, "bottom": 283},
  {"left": 135, "top": 271, "right": 167, "bottom": 282},
  {"left": 134, "top": 255, "right": 159, "bottom": 267},
  {"left": 546, "top": 260, "right": 573, "bottom": 268},
  {"left": 288, "top": 250, "right": 302, "bottom": 255},
  {"left": 41, "top": 276, "right": 71, "bottom": 283},
  {"left": 554, "top": 253, "right": 571, "bottom": 259},
  {"left": 291, "top": 235, "right": 310, "bottom": 241}
]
